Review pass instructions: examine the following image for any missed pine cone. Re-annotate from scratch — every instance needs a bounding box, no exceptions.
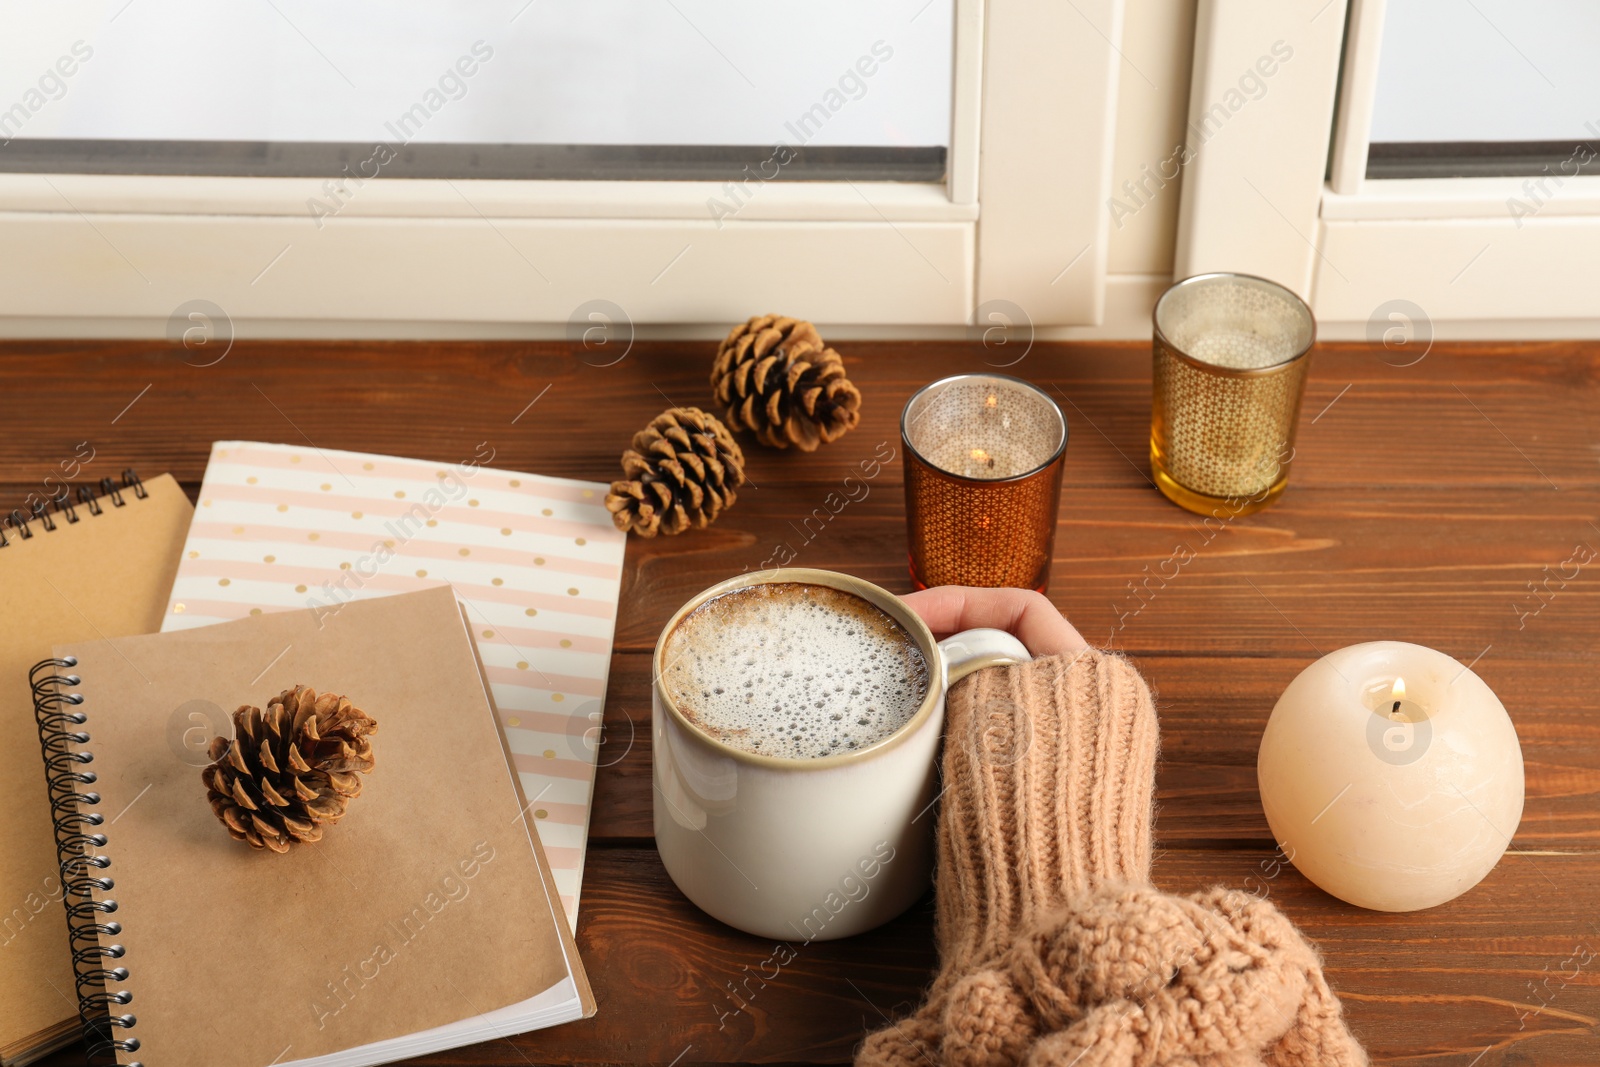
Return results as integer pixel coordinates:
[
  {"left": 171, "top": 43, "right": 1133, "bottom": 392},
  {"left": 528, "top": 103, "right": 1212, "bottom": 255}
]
[
  {"left": 201, "top": 685, "right": 377, "bottom": 853},
  {"left": 711, "top": 314, "right": 862, "bottom": 451},
  {"left": 605, "top": 406, "right": 745, "bottom": 537}
]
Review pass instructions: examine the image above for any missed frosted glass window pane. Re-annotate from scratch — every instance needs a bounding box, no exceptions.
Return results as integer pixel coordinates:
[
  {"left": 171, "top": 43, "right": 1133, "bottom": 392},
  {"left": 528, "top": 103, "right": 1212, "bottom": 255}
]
[
  {"left": 1370, "top": 0, "right": 1600, "bottom": 143},
  {"left": 0, "top": 1, "right": 952, "bottom": 176}
]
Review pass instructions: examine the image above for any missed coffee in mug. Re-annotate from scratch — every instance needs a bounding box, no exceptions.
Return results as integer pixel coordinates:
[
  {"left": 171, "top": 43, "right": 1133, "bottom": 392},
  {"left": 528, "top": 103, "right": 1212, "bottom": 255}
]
[
  {"left": 652, "top": 568, "right": 1032, "bottom": 940},
  {"left": 659, "top": 582, "right": 930, "bottom": 759}
]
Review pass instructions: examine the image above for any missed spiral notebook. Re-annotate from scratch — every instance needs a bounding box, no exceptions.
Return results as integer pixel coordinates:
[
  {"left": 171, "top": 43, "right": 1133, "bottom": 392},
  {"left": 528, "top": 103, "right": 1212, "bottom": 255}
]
[
  {"left": 34, "top": 586, "right": 594, "bottom": 1067},
  {"left": 0, "top": 473, "right": 192, "bottom": 1067},
  {"left": 161, "top": 441, "right": 628, "bottom": 924}
]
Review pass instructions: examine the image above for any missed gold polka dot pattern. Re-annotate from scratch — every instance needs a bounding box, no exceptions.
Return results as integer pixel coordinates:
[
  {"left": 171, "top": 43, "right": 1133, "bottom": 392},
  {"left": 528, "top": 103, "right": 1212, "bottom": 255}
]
[
  {"left": 1151, "top": 345, "right": 1307, "bottom": 499},
  {"left": 1151, "top": 275, "right": 1313, "bottom": 504}
]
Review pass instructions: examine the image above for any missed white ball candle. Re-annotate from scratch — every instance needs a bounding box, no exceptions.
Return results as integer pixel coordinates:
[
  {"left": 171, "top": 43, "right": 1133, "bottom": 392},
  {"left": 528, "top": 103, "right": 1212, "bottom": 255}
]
[{"left": 1257, "top": 641, "right": 1524, "bottom": 912}]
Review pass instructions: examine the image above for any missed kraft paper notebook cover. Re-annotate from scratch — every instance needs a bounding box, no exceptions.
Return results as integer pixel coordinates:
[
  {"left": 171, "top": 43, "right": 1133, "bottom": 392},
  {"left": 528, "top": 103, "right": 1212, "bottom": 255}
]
[
  {"left": 37, "top": 586, "right": 594, "bottom": 1067},
  {"left": 162, "top": 441, "right": 628, "bottom": 924},
  {"left": 0, "top": 472, "right": 191, "bottom": 1067}
]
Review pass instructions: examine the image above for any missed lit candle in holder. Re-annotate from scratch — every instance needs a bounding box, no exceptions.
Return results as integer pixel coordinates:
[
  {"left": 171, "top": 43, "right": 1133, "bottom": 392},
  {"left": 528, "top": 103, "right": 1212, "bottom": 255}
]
[
  {"left": 900, "top": 373, "right": 1068, "bottom": 591},
  {"left": 1150, "top": 273, "right": 1314, "bottom": 517},
  {"left": 1257, "top": 641, "right": 1525, "bottom": 912}
]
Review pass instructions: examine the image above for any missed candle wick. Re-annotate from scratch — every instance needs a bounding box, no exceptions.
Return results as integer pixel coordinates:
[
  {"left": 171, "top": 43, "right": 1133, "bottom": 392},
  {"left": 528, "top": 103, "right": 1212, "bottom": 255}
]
[{"left": 1390, "top": 699, "right": 1402, "bottom": 717}]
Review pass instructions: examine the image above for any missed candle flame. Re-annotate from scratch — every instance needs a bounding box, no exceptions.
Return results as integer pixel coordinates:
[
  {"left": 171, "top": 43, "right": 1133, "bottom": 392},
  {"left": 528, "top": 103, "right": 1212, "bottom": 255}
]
[
  {"left": 1392, "top": 677, "right": 1407, "bottom": 702},
  {"left": 970, "top": 448, "right": 989, "bottom": 462},
  {"left": 984, "top": 393, "right": 998, "bottom": 408}
]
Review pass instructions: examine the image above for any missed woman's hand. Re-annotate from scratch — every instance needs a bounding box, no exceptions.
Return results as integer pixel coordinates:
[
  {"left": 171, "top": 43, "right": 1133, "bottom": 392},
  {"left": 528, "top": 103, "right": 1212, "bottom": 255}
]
[{"left": 901, "top": 586, "right": 1086, "bottom": 658}]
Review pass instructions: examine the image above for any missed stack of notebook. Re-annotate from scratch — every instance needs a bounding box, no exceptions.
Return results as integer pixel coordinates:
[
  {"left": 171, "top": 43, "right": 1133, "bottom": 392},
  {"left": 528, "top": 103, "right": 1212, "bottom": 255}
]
[
  {"left": 0, "top": 473, "right": 192, "bottom": 1066},
  {"left": 40, "top": 587, "right": 593, "bottom": 1066},
  {"left": 1, "top": 445, "right": 627, "bottom": 1067}
]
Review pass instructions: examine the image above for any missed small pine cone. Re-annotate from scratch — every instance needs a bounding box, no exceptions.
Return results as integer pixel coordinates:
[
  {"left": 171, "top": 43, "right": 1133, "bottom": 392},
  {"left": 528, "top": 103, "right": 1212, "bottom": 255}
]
[
  {"left": 711, "top": 314, "right": 862, "bottom": 451},
  {"left": 605, "top": 406, "right": 745, "bottom": 537},
  {"left": 201, "top": 685, "right": 377, "bottom": 853}
]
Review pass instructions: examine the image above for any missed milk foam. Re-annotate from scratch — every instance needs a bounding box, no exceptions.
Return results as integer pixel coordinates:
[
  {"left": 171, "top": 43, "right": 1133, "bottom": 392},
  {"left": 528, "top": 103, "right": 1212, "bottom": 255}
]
[{"left": 662, "top": 583, "right": 930, "bottom": 759}]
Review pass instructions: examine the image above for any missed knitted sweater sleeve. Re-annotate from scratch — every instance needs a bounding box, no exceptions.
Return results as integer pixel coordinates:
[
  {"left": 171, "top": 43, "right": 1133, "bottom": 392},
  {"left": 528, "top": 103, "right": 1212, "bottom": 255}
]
[
  {"left": 856, "top": 649, "right": 1369, "bottom": 1067},
  {"left": 933, "top": 649, "right": 1159, "bottom": 973}
]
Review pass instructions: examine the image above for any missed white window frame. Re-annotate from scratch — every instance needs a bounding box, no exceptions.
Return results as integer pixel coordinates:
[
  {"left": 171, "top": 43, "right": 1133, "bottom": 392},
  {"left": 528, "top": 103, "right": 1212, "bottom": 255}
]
[
  {"left": 1174, "top": 0, "right": 1600, "bottom": 335},
  {"left": 0, "top": 0, "right": 1130, "bottom": 336}
]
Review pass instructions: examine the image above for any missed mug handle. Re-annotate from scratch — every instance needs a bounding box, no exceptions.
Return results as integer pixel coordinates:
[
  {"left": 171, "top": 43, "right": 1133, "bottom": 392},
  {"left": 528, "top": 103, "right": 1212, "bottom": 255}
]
[{"left": 938, "top": 627, "right": 1032, "bottom": 685}]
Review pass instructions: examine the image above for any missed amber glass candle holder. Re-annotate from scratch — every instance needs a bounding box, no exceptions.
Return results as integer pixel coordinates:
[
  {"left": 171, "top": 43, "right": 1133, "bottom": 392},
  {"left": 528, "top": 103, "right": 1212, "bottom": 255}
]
[
  {"left": 1151, "top": 273, "right": 1314, "bottom": 518},
  {"left": 901, "top": 373, "right": 1068, "bottom": 592}
]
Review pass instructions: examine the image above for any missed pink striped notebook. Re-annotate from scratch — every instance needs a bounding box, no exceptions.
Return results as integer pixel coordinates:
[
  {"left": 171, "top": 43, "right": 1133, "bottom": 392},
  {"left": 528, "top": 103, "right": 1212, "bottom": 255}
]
[{"left": 162, "top": 441, "right": 627, "bottom": 924}]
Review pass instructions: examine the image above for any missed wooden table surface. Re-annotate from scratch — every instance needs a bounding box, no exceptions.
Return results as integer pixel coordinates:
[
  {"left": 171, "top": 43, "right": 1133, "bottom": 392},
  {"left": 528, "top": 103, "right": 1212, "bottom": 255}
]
[{"left": 15, "top": 338, "right": 1598, "bottom": 1066}]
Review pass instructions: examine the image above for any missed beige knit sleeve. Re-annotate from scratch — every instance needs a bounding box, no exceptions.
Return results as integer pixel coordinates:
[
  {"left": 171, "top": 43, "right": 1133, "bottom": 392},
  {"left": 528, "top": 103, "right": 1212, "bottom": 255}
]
[
  {"left": 933, "top": 649, "right": 1160, "bottom": 974},
  {"left": 857, "top": 648, "right": 1368, "bottom": 1067}
]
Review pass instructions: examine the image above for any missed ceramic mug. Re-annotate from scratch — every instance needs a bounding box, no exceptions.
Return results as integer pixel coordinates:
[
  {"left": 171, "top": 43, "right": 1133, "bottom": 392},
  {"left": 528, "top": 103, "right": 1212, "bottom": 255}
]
[{"left": 652, "top": 567, "right": 1030, "bottom": 941}]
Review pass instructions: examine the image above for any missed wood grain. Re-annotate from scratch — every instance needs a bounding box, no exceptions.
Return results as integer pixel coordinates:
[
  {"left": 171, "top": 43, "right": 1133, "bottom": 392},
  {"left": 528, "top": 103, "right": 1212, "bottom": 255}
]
[
  {"left": 0, "top": 340, "right": 1596, "bottom": 494},
  {"left": 14, "top": 337, "right": 1599, "bottom": 1067}
]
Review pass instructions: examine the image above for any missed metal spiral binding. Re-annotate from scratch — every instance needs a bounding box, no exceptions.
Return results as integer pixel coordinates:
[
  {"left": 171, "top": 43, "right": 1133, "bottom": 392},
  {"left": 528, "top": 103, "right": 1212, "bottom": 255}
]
[
  {"left": 31, "top": 658, "right": 142, "bottom": 1067},
  {"left": 1, "top": 470, "right": 145, "bottom": 548}
]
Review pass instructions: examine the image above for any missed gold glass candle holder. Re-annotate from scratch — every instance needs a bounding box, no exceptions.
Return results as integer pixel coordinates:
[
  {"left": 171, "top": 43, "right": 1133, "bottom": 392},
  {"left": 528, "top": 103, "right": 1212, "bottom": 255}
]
[
  {"left": 1151, "top": 272, "right": 1314, "bottom": 517},
  {"left": 901, "top": 373, "right": 1068, "bottom": 592}
]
